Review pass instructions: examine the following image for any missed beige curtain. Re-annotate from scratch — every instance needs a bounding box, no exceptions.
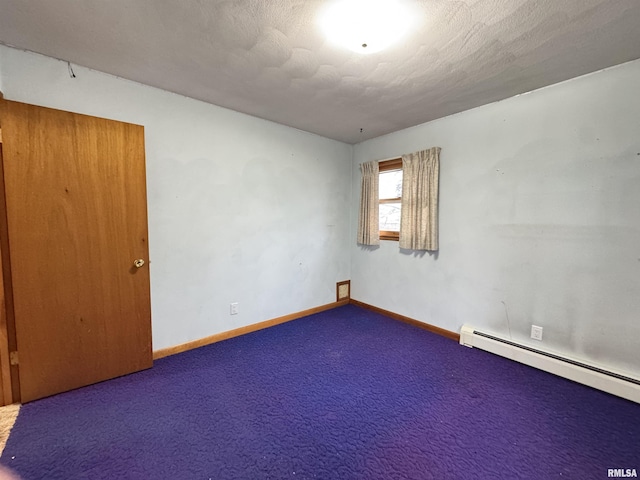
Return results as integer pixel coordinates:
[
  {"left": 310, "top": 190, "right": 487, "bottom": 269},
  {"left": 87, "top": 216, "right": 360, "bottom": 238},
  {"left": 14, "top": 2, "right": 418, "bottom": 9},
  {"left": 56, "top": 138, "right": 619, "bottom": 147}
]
[
  {"left": 357, "top": 160, "right": 380, "bottom": 246},
  {"left": 399, "top": 147, "right": 440, "bottom": 250}
]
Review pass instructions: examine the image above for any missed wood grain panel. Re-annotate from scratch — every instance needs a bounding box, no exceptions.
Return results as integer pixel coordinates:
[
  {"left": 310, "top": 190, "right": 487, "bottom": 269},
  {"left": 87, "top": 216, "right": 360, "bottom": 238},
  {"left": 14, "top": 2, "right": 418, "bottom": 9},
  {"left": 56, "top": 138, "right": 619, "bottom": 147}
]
[
  {"left": 0, "top": 140, "right": 8, "bottom": 405},
  {"left": 0, "top": 228, "right": 7, "bottom": 405},
  {"left": 1, "top": 101, "right": 152, "bottom": 402},
  {"left": 0, "top": 220, "right": 12, "bottom": 405},
  {"left": 0, "top": 120, "right": 19, "bottom": 405}
]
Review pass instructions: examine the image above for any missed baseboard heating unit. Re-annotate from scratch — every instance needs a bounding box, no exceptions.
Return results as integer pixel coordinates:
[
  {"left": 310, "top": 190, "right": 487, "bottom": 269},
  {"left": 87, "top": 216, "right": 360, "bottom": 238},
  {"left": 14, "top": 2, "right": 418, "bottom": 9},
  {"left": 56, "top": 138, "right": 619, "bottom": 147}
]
[{"left": 459, "top": 325, "right": 640, "bottom": 404}]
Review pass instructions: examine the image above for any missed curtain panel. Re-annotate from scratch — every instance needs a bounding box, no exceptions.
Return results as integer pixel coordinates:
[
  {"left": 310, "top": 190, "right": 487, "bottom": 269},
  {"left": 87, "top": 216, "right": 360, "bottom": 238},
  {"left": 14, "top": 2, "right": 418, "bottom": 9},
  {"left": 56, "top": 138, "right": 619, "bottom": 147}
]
[
  {"left": 357, "top": 160, "right": 380, "bottom": 246},
  {"left": 399, "top": 147, "right": 440, "bottom": 251}
]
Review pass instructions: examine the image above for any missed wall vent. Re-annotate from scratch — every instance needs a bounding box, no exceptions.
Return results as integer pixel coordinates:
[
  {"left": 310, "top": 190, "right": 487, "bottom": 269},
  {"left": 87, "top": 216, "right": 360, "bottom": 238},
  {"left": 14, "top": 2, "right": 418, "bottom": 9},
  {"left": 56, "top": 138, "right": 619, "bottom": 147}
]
[{"left": 336, "top": 280, "right": 350, "bottom": 301}]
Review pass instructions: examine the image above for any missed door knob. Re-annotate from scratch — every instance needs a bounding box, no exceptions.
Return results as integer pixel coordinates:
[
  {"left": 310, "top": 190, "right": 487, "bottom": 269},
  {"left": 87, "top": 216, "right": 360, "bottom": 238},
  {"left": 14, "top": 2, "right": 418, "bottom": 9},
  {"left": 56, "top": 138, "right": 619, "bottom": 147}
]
[{"left": 133, "top": 259, "right": 145, "bottom": 268}]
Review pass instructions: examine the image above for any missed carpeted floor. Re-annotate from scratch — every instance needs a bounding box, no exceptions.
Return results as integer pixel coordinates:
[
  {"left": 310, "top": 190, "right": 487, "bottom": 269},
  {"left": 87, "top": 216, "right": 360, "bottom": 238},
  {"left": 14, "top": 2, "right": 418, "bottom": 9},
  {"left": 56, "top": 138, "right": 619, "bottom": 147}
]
[{"left": 1, "top": 305, "right": 639, "bottom": 479}]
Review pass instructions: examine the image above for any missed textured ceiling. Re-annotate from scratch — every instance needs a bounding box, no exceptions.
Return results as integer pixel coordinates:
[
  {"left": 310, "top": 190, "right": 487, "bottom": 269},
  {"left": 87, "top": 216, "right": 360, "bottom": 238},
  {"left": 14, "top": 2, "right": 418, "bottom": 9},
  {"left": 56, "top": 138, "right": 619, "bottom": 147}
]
[{"left": 1, "top": 0, "right": 640, "bottom": 144}]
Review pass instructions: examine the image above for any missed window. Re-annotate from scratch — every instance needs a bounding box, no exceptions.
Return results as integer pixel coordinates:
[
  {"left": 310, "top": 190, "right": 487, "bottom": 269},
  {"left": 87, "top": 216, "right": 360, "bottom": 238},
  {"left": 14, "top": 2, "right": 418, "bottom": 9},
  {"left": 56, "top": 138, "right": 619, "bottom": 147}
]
[{"left": 378, "top": 158, "right": 402, "bottom": 241}]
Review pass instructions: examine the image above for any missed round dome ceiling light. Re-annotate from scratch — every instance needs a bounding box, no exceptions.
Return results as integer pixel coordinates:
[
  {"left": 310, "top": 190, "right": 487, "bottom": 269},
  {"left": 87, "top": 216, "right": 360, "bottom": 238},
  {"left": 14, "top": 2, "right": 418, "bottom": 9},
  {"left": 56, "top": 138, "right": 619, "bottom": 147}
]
[{"left": 318, "top": 0, "right": 418, "bottom": 54}]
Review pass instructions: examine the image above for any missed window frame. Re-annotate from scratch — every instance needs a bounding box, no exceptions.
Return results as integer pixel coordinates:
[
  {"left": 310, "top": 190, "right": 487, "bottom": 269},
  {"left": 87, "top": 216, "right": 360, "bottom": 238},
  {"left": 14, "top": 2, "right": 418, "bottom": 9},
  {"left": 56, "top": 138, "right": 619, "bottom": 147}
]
[{"left": 378, "top": 157, "right": 402, "bottom": 241}]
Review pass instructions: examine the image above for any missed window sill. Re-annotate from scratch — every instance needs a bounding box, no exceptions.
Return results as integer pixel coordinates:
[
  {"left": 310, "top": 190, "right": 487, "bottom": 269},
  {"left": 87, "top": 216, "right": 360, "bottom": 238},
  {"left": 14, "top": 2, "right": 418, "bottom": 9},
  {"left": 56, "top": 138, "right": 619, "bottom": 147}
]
[{"left": 380, "top": 232, "right": 399, "bottom": 241}]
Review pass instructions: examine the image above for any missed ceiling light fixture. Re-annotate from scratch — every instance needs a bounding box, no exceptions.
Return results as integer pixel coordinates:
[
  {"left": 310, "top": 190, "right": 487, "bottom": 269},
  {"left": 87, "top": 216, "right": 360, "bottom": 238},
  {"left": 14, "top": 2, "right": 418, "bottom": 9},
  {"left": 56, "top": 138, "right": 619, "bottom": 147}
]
[{"left": 319, "top": 0, "right": 418, "bottom": 54}]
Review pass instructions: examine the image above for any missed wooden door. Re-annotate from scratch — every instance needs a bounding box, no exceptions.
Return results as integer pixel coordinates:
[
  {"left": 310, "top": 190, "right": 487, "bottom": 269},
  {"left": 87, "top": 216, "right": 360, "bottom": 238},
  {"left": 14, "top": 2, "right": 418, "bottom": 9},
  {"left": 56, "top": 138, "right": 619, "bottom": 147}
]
[{"left": 0, "top": 100, "right": 152, "bottom": 402}]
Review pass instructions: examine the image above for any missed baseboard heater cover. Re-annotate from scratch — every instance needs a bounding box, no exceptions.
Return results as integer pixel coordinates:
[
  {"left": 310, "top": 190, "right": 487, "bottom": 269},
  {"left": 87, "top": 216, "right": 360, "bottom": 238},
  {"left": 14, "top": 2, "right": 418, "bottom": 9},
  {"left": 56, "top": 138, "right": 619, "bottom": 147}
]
[{"left": 459, "top": 325, "right": 640, "bottom": 404}]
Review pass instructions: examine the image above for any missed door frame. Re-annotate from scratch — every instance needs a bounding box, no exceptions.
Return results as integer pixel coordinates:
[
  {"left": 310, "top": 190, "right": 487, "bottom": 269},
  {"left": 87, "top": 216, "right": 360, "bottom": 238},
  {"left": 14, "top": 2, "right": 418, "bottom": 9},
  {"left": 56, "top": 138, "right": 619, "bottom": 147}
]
[{"left": 0, "top": 95, "right": 20, "bottom": 405}]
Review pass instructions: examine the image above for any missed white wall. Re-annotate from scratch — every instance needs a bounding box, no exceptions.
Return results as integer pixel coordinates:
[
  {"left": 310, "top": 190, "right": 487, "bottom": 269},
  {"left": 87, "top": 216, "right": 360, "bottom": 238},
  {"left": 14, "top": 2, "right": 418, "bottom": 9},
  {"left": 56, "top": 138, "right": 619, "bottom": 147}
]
[
  {"left": 351, "top": 59, "right": 640, "bottom": 376},
  {"left": 0, "top": 45, "right": 353, "bottom": 351},
  {"left": 0, "top": 51, "right": 3, "bottom": 96}
]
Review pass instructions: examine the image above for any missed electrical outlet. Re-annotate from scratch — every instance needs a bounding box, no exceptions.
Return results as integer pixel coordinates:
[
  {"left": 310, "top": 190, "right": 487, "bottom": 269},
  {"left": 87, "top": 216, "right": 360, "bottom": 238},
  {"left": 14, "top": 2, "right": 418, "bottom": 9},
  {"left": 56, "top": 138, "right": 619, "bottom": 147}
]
[
  {"left": 531, "top": 325, "right": 543, "bottom": 341},
  {"left": 230, "top": 302, "right": 239, "bottom": 315}
]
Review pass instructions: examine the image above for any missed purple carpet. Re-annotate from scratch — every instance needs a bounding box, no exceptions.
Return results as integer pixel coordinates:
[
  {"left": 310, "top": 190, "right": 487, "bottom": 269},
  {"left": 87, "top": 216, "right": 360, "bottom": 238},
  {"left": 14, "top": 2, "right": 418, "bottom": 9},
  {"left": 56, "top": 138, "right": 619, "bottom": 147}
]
[{"left": 2, "top": 305, "right": 639, "bottom": 479}]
